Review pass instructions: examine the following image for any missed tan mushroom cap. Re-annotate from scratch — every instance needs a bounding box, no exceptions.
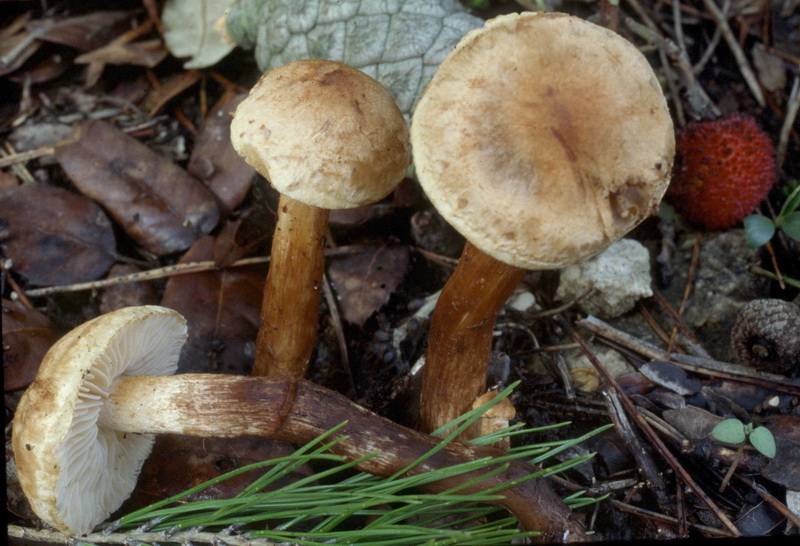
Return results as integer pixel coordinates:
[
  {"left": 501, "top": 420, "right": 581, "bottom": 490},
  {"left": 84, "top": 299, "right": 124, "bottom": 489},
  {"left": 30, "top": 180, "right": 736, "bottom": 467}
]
[
  {"left": 410, "top": 12, "right": 675, "bottom": 270},
  {"left": 231, "top": 59, "right": 410, "bottom": 210},
  {"left": 12, "top": 306, "right": 186, "bottom": 536}
]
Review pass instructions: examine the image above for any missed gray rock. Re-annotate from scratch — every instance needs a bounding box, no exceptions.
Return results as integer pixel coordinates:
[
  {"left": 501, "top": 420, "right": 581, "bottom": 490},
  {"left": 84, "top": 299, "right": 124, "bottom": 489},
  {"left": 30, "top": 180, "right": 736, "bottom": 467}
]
[{"left": 557, "top": 238, "right": 653, "bottom": 319}]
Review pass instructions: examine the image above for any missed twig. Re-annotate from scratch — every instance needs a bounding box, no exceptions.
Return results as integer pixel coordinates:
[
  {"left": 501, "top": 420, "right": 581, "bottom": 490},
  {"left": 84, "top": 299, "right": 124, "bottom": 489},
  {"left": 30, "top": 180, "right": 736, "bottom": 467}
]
[
  {"left": 557, "top": 315, "right": 741, "bottom": 537},
  {"left": 8, "top": 524, "right": 276, "bottom": 545},
  {"left": 0, "top": 145, "right": 55, "bottom": 169},
  {"left": 701, "top": 0, "right": 766, "bottom": 107},
  {"left": 577, "top": 314, "right": 800, "bottom": 396},
  {"left": 609, "top": 500, "right": 732, "bottom": 536},
  {"left": 666, "top": 232, "right": 702, "bottom": 355},
  {"left": 20, "top": 247, "right": 367, "bottom": 298},
  {"left": 322, "top": 270, "right": 354, "bottom": 395},
  {"left": 777, "top": 75, "right": 800, "bottom": 172},
  {"left": 603, "top": 390, "right": 670, "bottom": 508},
  {"left": 735, "top": 473, "right": 800, "bottom": 529}
]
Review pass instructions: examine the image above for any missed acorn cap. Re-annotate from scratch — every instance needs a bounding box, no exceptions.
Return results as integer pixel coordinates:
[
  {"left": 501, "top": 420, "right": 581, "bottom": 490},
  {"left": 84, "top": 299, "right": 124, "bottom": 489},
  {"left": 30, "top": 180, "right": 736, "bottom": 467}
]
[
  {"left": 231, "top": 59, "right": 410, "bottom": 209},
  {"left": 410, "top": 12, "right": 675, "bottom": 270},
  {"left": 12, "top": 306, "right": 187, "bottom": 536}
]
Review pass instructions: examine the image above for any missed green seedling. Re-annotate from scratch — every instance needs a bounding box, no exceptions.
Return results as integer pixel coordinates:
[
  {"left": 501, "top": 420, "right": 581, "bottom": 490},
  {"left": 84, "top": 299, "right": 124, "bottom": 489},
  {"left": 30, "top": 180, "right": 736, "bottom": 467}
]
[
  {"left": 711, "top": 418, "right": 776, "bottom": 493},
  {"left": 744, "top": 181, "right": 800, "bottom": 249}
]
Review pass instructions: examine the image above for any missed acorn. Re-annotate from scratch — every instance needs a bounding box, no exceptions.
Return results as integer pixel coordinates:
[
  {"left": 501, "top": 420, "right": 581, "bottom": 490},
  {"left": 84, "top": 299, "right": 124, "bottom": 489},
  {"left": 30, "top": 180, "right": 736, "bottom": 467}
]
[{"left": 731, "top": 298, "right": 800, "bottom": 376}]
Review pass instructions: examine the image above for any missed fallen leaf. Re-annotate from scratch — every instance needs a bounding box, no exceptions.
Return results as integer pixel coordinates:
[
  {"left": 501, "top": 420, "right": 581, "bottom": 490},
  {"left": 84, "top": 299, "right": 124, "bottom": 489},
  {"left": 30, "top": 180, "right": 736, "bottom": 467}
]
[
  {"left": 328, "top": 245, "right": 410, "bottom": 325},
  {"left": 73, "top": 38, "right": 168, "bottom": 67},
  {"left": 142, "top": 69, "right": 201, "bottom": 116},
  {"left": 3, "top": 299, "right": 61, "bottom": 391},
  {"left": 161, "top": 236, "right": 265, "bottom": 375},
  {"left": 56, "top": 119, "right": 220, "bottom": 255},
  {"left": 0, "top": 182, "right": 116, "bottom": 285},
  {"left": 162, "top": 0, "right": 236, "bottom": 69},
  {"left": 761, "top": 415, "right": 800, "bottom": 489},
  {"left": 28, "top": 11, "right": 134, "bottom": 51},
  {"left": 187, "top": 92, "right": 255, "bottom": 213},
  {"left": 639, "top": 360, "right": 702, "bottom": 395},
  {"left": 0, "top": 12, "right": 41, "bottom": 77}
]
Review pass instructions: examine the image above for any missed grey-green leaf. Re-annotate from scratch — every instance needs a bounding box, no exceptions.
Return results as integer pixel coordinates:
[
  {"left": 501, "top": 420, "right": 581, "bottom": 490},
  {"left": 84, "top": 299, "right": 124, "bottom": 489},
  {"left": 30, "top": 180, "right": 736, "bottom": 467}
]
[
  {"left": 162, "top": 0, "right": 237, "bottom": 69},
  {"left": 711, "top": 418, "right": 746, "bottom": 444},
  {"left": 225, "top": 0, "right": 484, "bottom": 116},
  {"left": 743, "top": 214, "right": 776, "bottom": 248},
  {"left": 749, "top": 426, "right": 776, "bottom": 458},
  {"left": 779, "top": 211, "right": 800, "bottom": 242}
]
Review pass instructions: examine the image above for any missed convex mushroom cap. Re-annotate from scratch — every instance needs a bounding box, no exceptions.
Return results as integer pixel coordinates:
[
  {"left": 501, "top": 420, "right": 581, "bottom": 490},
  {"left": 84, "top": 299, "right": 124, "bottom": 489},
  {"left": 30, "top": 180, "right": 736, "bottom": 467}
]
[
  {"left": 411, "top": 11, "right": 675, "bottom": 269},
  {"left": 12, "top": 306, "right": 186, "bottom": 536},
  {"left": 231, "top": 59, "right": 410, "bottom": 209}
]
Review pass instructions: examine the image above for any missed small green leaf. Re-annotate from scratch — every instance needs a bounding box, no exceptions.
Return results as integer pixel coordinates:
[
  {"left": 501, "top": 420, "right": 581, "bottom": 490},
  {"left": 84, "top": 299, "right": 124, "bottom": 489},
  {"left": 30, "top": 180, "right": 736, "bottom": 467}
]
[
  {"left": 743, "top": 215, "right": 776, "bottom": 248},
  {"left": 779, "top": 211, "right": 800, "bottom": 242},
  {"left": 749, "top": 426, "right": 776, "bottom": 458},
  {"left": 712, "top": 419, "right": 746, "bottom": 444}
]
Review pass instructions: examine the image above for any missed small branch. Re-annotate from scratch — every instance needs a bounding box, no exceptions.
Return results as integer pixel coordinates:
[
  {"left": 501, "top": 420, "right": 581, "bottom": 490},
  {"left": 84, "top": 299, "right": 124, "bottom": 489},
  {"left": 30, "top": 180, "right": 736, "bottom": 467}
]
[
  {"left": 8, "top": 524, "right": 275, "bottom": 545},
  {"left": 701, "top": 0, "right": 766, "bottom": 107},
  {"left": 777, "top": 75, "right": 800, "bottom": 172}
]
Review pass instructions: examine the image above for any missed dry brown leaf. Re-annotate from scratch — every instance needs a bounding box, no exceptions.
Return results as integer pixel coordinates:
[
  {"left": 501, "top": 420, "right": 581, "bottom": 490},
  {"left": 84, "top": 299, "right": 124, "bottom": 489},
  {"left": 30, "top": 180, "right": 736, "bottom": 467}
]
[
  {"left": 56, "top": 120, "right": 220, "bottom": 255},
  {"left": 142, "top": 69, "right": 201, "bottom": 116},
  {"left": 28, "top": 11, "right": 133, "bottom": 51},
  {"left": 187, "top": 92, "right": 255, "bottom": 213},
  {"left": 0, "top": 182, "right": 116, "bottom": 286},
  {"left": 74, "top": 38, "right": 168, "bottom": 67},
  {"left": 3, "top": 299, "right": 61, "bottom": 391},
  {"left": 328, "top": 245, "right": 410, "bottom": 325},
  {"left": 161, "top": 236, "right": 265, "bottom": 375}
]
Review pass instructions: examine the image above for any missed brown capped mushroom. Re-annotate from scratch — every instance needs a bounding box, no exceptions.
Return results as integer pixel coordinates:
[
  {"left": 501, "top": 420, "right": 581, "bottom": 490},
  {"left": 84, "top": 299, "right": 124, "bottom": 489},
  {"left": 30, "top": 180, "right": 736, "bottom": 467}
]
[
  {"left": 410, "top": 12, "right": 675, "bottom": 434},
  {"left": 231, "top": 59, "right": 409, "bottom": 378},
  {"left": 12, "top": 306, "right": 590, "bottom": 540}
]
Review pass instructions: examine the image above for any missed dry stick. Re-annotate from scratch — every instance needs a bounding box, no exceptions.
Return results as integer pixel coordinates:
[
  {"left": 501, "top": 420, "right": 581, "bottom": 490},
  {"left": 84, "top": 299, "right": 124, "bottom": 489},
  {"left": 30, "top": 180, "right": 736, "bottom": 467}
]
[
  {"left": 556, "top": 316, "right": 741, "bottom": 537},
  {"left": 701, "top": 0, "right": 766, "bottom": 107},
  {"left": 21, "top": 256, "right": 269, "bottom": 298},
  {"left": 105, "top": 375, "right": 592, "bottom": 542},
  {"left": 734, "top": 473, "right": 800, "bottom": 529},
  {"left": 577, "top": 314, "right": 800, "bottom": 396},
  {"left": 0, "top": 145, "right": 55, "bottom": 169},
  {"left": 609, "top": 500, "right": 731, "bottom": 537},
  {"left": 603, "top": 390, "right": 670, "bottom": 509},
  {"left": 20, "top": 247, "right": 368, "bottom": 298},
  {"left": 666, "top": 232, "right": 702, "bottom": 356},
  {"left": 777, "top": 75, "right": 800, "bottom": 171},
  {"left": 8, "top": 525, "right": 275, "bottom": 545}
]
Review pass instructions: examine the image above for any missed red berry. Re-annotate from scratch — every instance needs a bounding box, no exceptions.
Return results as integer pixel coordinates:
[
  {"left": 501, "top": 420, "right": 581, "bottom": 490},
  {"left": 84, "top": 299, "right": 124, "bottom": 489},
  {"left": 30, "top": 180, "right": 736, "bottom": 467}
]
[{"left": 668, "top": 113, "right": 775, "bottom": 229}]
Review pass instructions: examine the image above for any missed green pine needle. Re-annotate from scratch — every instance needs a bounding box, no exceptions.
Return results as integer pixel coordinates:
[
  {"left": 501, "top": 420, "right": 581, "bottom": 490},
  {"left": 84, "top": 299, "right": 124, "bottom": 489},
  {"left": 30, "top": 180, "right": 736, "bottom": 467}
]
[{"left": 98, "top": 383, "right": 610, "bottom": 544}]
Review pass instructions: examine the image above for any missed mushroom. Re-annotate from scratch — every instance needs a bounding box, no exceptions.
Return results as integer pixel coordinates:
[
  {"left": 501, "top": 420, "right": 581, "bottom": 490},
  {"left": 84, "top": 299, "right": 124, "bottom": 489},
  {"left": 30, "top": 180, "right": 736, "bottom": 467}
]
[
  {"left": 12, "top": 306, "right": 590, "bottom": 540},
  {"left": 230, "top": 59, "right": 409, "bottom": 378},
  {"left": 410, "top": 12, "right": 675, "bottom": 434}
]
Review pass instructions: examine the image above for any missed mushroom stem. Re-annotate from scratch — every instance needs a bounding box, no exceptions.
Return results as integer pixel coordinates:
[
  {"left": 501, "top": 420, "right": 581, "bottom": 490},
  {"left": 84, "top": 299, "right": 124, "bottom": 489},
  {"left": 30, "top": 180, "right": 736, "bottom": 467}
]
[
  {"left": 100, "top": 374, "right": 589, "bottom": 542},
  {"left": 419, "top": 241, "right": 526, "bottom": 435},
  {"left": 253, "top": 194, "right": 329, "bottom": 377}
]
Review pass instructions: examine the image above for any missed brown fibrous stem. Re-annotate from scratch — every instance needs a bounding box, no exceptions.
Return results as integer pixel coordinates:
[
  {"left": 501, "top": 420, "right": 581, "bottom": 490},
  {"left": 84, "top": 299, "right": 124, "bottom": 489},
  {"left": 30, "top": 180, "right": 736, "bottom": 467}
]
[
  {"left": 101, "top": 374, "right": 590, "bottom": 542},
  {"left": 252, "top": 194, "right": 329, "bottom": 378},
  {"left": 419, "top": 241, "right": 526, "bottom": 436}
]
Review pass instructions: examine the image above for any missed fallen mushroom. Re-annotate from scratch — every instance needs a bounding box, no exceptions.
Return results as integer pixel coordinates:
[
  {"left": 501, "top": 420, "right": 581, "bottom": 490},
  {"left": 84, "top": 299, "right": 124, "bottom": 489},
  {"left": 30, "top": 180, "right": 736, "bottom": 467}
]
[
  {"left": 230, "top": 59, "right": 409, "bottom": 378},
  {"left": 410, "top": 12, "right": 675, "bottom": 434},
  {"left": 12, "top": 305, "right": 590, "bottom": 541}
]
